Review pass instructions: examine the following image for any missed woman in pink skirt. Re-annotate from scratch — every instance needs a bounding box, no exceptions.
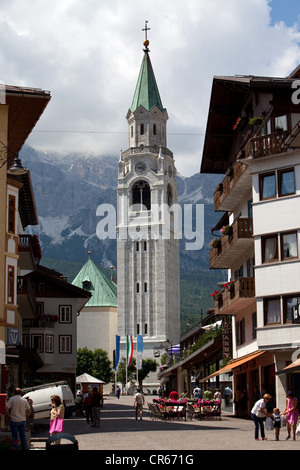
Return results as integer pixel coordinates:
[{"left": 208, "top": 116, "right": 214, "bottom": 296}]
[{"left": 282, "top": 391, "right": 299, "bottom": 440}]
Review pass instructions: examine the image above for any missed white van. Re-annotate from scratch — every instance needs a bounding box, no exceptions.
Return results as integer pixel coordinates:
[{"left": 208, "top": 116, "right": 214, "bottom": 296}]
[{"left": 22, "top": 382, "right": 75, "bottom": 419}]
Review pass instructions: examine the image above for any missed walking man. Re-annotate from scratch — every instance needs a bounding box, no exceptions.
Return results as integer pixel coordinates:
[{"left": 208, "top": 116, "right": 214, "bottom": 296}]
[
  {"left": 134, "top": 387, "right": 145, "bottom": 420},
  {"left": 6, "top": 387, "right": 31, "bottom": 450}
]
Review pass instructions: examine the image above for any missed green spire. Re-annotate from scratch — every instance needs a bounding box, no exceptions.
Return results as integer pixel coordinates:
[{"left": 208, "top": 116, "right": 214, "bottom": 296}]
[
  {"left": 72, "top": 257, "right": 117, "bottom": 308},
  {"left": 130, "top": 48, "right": 165, "bottom": 113}
]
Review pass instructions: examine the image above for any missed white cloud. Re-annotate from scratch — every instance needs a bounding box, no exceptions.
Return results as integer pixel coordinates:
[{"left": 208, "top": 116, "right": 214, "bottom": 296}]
[{"left": 1, "top": 0, "right": 300, "bottom": 176}]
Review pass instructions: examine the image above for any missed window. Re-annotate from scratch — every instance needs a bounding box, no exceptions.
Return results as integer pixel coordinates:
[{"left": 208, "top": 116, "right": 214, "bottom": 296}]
[
  {"left": 136, "top": 242, "right": 139, "bottom": 251},
  {"left": 136, "top": 283, "right": 140, "bottom": 294},
  {"left": 260, "top": 172, "right": 276, "bottom": 200},
  {"left": 281, "top": 232, "right": 297, "bottom": 259},
  {"left": 153, "top": 124, "right": 156, "bottom": 135},
  {"left": 131, "top": 126, "right": 133, "bottom": 138},
  {"left": 140, "top": 123, "right": 144, "bottom": 135},
  {"left": 275, "top": 115, "right": 287, "bottom": 131},
  {"left": 60, "top": 335, "right": 71, "bottom": 353},
  {"left": 32, "top": 334, "right": 43, "bottom": 352},
  {"left": 259, "top": 167, "right": 295, "bottom": 200},
  {"left": 278, "top": 168, "right": 295, "bottom": 196},
  {"left": 46, "top": 335, "right": 54, "bottom": 353},
  {"left": 252, "top": 312, "right": 257, "bottom": 339},
  {"left": 144, "top": 282, "right": 147, "bottom": 293},
  {"left": 144, "top": 323, "right": 148, "bottom": 335},
  {"left": 284, "top": 296, "right": 300, "bottom": 323},
  {"left": 59, "top": 306, "right": 71, "bottom": 323},
  {"left": 36, "top": 302, "right": 44, "bottom": 315},
  {"left": 264, "top": 298, "right": 281, "bottom": 324},
  {"left": 262, "top": 235, "right": 278, "bottom": 263},
  {"left": 137, "top": 323, "right": 140, "bottom": 335},
  {"left": 7, "top": 265, "right": 14, "bottom": 304},
  {"left": 8, "top": 195, "right": 16, "bottom": 233}
]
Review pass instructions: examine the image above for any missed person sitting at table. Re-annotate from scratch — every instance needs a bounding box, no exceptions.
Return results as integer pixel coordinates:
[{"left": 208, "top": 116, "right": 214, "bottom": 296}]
[{"left": 169, "top": 389, "right": 179, "bottom": 400}]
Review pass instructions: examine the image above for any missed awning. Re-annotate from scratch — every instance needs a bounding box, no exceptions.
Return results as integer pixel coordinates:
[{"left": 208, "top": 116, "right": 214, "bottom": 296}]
[
  {"left": 276, "top": 358, "right": 300, "bottom": 375},
  {"left": 200, "top": 350, "right": 265, "bottom": 382}
]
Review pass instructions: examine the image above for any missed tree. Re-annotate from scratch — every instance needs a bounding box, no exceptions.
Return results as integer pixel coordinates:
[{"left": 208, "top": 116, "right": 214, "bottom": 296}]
[
  {"left": 137, "top": 358, "right": 158, "bottom": 387},
  {"left": 77, "top": 347, "right": 114, "bottom": 383},
  {"left": 116, "top": 357, "right": 158, "bottom": 389}
]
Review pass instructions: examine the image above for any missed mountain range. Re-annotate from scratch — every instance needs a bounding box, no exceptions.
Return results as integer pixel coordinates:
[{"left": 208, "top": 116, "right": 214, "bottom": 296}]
[
  {"left": 20, "top": 145, "right": 224, "bottom": 329},
  {"left": 20, "top": 145, "right": 222, "bottom": 270}
]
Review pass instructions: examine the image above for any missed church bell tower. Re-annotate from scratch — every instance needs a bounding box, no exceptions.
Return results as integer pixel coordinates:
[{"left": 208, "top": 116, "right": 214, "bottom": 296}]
[{"left": 117, "top": 25, "right": 180, "bottom": 381}]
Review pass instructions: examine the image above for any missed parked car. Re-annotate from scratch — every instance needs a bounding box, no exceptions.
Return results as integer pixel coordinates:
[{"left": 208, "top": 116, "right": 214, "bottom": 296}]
[{"left": 22, "top": 382, "right": 75, "bottom": 418}]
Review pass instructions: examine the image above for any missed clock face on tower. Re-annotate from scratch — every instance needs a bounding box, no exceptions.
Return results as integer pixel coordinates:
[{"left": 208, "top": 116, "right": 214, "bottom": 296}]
[{"left": 135, "top": 161, "right": 146, "bottom": 174}]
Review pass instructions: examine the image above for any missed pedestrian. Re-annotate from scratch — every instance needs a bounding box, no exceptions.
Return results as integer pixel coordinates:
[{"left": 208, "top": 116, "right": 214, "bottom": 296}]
[
  {"left": 169, "top": 389, "right": 179, "bottom": 400},
  {"left": 224, "top": 386, "right": 232, "bottom": 406},
  {"left": 91, "top": 387, "right": 103, "bottom": 427},
  {"left": 203, "top": 389, "right": 212, "bottom": 400},
  {"left": 282, "top": 391, "right": 299, "bottom": 440},
  {"left": 6, "top": 387, "right": 31, "bottom": 450},
  {"left": 134, "top": 387, "right": 145, "bottom": 420},
  {"left": 116, "top": 385, "right": 121, "bottom": 399},
  {"left": 193, "top": 386, "right": 201, "bottom": 399},
  {"left": 49, "top": 395, "right": 65, "bottom": 445},
  {"left": 214, "top": 389, "right": 222, "bottom": 401},
  {"left": 273, "top": 407, "right": 281, "bottom": 441},
  {"left": 83, "top": 392, "right": 93, "bottom": 424},
  {"left": 26, "top": 397, "right": 35, "bottom": 431},
  {"left": 250, "top": 393, "right": 272, "bottom": 440}
]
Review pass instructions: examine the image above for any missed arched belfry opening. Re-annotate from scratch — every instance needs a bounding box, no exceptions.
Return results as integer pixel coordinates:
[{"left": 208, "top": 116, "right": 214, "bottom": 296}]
[{"left": 131, "top": 180, "right": 151, "bottom": 211}]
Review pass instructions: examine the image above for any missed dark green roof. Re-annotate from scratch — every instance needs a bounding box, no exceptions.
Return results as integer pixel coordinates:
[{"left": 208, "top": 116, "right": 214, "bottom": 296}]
[
  {"left": 72, "top": 258, "right": 117, "bottom": 308},
  {"left": 130, "top": 49, "right": 165, "bottom": 113}
]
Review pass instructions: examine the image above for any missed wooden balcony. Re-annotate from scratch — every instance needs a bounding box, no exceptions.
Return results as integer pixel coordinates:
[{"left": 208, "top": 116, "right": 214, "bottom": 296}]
[
  {"left": 214, "top": 132, "right": 288, "bottom": 212},
  {"left": 18, "top": 234, "right": 42, "bottom": 270},
  {"left": 241, "top": 131, "right": 287, "bottom": 160},
  {"left": 213, "top": 161, "right": 252, "bottom": 212},
  {"left": 209, "top": 218, "right": 253, "bottom": 269},
  {"left": 213, "top": 277, "right": 255, "bottom": 315}
]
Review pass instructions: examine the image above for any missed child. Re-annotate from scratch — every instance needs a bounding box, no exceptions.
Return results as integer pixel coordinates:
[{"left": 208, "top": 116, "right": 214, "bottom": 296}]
[{"left": 273, "top": 407, "right": 281, "bottom": 440}]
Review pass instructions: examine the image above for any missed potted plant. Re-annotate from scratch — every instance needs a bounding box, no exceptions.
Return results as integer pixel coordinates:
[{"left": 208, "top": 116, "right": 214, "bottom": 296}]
[
  {"left": 209, "top": 238, "right": 221, "bottom": 249},
  {"left": 248, "top": 116, "right": 264, "bottom": 126}
]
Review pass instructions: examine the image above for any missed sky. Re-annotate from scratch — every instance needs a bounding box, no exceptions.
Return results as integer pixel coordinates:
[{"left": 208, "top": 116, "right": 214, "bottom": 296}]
[{"left": 1, "top": 0, "right": 300, "bottom": 177}]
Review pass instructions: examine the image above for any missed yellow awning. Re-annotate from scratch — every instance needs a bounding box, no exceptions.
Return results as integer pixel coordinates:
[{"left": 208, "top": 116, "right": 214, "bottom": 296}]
[{"left": 200, "top": 350, "right": 265, "bottom": 382}]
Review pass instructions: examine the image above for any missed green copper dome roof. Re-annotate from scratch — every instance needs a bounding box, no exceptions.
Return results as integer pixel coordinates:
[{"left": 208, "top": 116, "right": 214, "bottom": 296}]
[
  {"left": 72, "top": 258, "right": 117, "bottom": 308},
  {"left": 130, "top": 49, "right": 165, "bottom": 113}
]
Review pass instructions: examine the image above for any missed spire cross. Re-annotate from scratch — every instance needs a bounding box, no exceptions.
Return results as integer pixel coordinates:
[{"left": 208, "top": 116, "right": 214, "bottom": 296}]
[{"left": 142, "top": 20, "right": 150, "bottom": 41}]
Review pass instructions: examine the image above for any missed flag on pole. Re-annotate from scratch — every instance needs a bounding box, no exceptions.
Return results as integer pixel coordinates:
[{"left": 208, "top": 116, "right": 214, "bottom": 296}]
[
  {"left": 114, "top": 335, "right": 120, "bottom": 371},
  {"left": 137, "top": 334, "right": 143, "bottom": 370},
  {"left": 126, "top": 335, "right": 133, "bottom": 367}
]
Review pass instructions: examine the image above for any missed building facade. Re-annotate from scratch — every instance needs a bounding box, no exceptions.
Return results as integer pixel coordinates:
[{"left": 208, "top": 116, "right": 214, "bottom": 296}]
[
  {"left": 117, "top": 36, "right": 180, "bottom": 384},
  {"left": 200, "top": 65, "right": 300, "bottom": 412}
]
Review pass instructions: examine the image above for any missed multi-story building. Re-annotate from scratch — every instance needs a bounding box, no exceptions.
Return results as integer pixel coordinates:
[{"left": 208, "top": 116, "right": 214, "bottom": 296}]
[
  {"left": 116, "top": 34, "right": 180, "bottom": 386},
  {"left": 200, "top": 65, "right": 300, "bottom": 411},
  {"left": 0, "top": 84, "right": 51, "bottom": 392}
]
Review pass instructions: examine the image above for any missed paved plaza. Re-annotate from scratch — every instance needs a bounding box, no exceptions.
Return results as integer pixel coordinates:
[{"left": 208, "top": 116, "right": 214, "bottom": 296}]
[{"left": 30, "top": 394, "right": 300, "bottom": 453}]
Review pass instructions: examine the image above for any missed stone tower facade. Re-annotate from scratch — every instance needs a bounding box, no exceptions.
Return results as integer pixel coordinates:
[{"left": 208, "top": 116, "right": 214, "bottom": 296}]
[{"left": 117, "top": 36, "right": 180, "bottom": 385}]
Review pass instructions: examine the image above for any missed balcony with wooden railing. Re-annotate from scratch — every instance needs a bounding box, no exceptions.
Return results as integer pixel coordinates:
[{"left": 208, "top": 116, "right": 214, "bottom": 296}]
[
  {"left": 213, "top": 161, "right": 252, "bottom": 212},
  {"left": 213, "top": 277, "right": 255, "bottom": 315},
  {"left": 209, "top": 218, "right": 253, "bottom": 269},
  {"left": 214, "top": 131, "right": 288, "bottom": 212},
  {"left": 241, "top": 131, "right": 287, "bottom": 160}
]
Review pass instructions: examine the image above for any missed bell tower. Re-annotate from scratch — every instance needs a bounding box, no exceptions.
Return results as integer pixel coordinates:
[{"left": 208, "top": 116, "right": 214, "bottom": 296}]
[{"left": 116, "top": 25, "right": 180, "bottom": 384}]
